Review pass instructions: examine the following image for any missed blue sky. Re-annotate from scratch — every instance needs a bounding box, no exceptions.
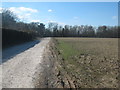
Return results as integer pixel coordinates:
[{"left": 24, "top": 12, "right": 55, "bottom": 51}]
[{"left": 2, "top": 2, "right": 118, "bottom": 26}]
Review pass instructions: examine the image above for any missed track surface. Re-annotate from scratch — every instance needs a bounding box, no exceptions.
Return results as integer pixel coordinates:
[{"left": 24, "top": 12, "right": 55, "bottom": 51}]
[{"left": 1, "top": 38, "right": 51, "bottom": 88}]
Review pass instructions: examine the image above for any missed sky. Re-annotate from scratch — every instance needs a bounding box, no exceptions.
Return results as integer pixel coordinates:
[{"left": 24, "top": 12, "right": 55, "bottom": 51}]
[
  {"left": 2, "top": 2, "right": 118, "bottom": 27},
  {"left": 2, "top": 0, "right": 120, "bottom": 2}
]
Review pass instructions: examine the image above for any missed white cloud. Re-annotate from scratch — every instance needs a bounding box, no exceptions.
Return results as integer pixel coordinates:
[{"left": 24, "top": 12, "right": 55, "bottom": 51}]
[
  {"left": 48, "top": 9, "right": 53, "bottom": 12},
  {"left": 30, "top": 20, "right": 40, "bottom": 22},
  {"left": 112, "top": 16, "right": 117, "bottom": 20},
  {"left": 9, "top": 7, "right": 38, "bottom": 13},
  {"left": 18, "top": 13, "right": 31, "bottom": 20},
  {"left": 8, "top": 7, "right": 38, "bottom": 22},
  {"left": 19, "top": 7, "right": 38, "bottom": 12}
]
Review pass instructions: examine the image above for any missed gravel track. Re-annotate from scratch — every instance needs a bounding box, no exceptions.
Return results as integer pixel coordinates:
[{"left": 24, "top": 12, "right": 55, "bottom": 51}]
[{"left": 1, "top": 38, "right": 51, "bottom": 88}]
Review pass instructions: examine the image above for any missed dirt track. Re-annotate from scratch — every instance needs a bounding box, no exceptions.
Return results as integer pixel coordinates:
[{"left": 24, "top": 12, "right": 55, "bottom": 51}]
[
  {"left": 1, "top": 38, "right": 78, "bottom": 89},
  {"left": 2, "top": 38, "right": 51, "bottom": 88}
]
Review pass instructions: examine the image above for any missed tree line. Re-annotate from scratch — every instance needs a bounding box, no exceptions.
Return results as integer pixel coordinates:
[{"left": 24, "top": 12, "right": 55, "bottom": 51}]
[
  {"left": 46, "top": 24, "right": 118, "bottom": 38},
  {"left": 1, "top": 9, "right": 119, "bottom": 38}
]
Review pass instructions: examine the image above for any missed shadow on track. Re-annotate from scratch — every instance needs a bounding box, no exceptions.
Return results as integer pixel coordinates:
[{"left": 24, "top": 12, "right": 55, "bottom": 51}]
[{"left": 2, "top": 40, "right": 40, "bottom": 63}]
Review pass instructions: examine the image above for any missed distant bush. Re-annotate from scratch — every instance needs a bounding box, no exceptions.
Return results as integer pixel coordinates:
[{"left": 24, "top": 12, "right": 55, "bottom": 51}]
[{"left": 2, "top": 28, "right": 36, "bottom": 48}]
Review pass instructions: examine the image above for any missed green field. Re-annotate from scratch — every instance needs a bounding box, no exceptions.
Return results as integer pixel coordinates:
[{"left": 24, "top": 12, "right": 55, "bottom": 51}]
[{"left": 55, "top": 38, "right": 118, "bottom": 88}]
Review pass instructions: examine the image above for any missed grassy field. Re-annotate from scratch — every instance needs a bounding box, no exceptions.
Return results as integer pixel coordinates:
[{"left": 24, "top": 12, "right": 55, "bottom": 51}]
[{"left": 55, "top": 38, "right": 119, "bottom": 88}]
